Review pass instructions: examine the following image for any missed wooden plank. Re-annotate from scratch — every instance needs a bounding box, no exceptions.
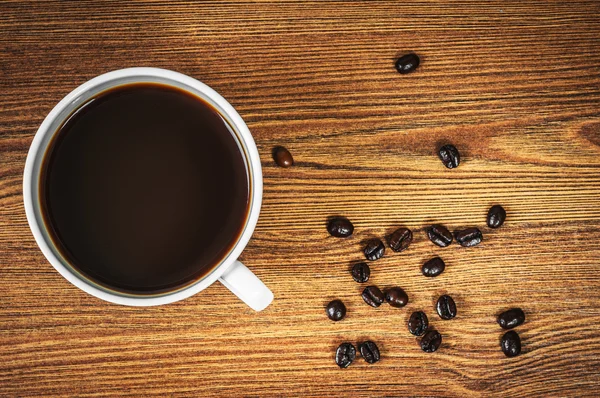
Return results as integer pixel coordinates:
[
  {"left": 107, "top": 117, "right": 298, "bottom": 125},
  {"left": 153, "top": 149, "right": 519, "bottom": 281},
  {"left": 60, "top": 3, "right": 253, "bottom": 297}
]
[{"left": 1, "top": 1, "right": 599, "bottom": 396}]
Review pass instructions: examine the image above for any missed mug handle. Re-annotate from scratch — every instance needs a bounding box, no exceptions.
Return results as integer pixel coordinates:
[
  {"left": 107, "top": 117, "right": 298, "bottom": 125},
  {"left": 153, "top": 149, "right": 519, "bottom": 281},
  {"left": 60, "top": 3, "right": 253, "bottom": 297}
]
[{"left": 218, "top": 260, "right": 273, "bottom": 311}]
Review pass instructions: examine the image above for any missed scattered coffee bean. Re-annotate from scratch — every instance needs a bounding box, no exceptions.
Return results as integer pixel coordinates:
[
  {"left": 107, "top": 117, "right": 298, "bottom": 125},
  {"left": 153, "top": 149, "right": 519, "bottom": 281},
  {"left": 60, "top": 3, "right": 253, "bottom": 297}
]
[
  {"left": 395, "top": 53, "right": 420, "bottom": 74},
  {"left": 438, "top": 144, "right": 460, "bottom": 169},
  {"left": 385, "top": 287, "right": 409, "bottom": 308},
  {"left": 364, "top": 238, "right": 385, "bottom": 261},
  {"left": 351, "top": 262, "right": 370, "bottom": 283},
  {"left": 436, "top": 295, "right": 457, "bottom": 320},
  {"left": 420, "top": 330, "right": 442, "bottom": 352},
  {"left": 327, "top": 217, "right": 354, "bottom": 238},
  {"left": 362, "top": 286, "right": 385, "bottom": 307},
  {"left": 487, "top": 205, "right": 506, "bottom": 228},
  {"left": 273, "top": 146, "right": 294, "bottom": 167},
  {"left": 326, "top": 299, "right": 347, "bottom": 321},
  {"left": 335, "top": 342, "right": 356, "bottom": 368},
  {"left": 387, "top": 227, "right": 413, "bottom": 252},
  {"left": 427, "top": 224, "right": 453, "bottom": 247},
  {"left": 422, "top": 257, "right": 445, "bottom": 277},
  {"left": 501, "top": 330, "right": 521, "bottom": 357},
  {"left": 408, "top": 311, "right": 429, "bottom": 336},
  {"left": 497, "top": 308, "right": 525, "bottom": 330},
  {"left": 359, "top": 341, "right": 381, "bottom": 364},
  {"left": 454, "top": 227, "right": 483, "bottom": 247}
]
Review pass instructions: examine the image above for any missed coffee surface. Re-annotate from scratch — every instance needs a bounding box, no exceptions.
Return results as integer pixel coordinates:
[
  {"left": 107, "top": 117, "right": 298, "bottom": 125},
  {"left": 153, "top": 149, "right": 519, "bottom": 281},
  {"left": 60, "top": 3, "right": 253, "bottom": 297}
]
[{"left": 41, "top": 83, "right": 249, "bottom": 294}]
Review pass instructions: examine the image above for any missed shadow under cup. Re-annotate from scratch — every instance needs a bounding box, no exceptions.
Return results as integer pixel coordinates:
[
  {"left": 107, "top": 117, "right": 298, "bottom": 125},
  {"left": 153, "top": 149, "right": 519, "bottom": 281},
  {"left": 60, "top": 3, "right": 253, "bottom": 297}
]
[{"left": 37, "top": 82, "right": 252, "bottom": 296}]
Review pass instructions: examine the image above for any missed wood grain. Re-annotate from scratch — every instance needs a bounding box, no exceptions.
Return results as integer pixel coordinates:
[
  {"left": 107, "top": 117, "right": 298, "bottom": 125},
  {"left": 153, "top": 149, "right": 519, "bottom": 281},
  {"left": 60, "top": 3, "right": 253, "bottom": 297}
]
[{"left": 1, "top": 1, "right": 600, "bottom": 396}]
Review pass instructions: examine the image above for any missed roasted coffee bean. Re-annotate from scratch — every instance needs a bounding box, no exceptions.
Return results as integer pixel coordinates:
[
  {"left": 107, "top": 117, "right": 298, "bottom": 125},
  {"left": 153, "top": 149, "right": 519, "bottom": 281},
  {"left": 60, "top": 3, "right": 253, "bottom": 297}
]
[
  {"left": 455, "top": 228, "right": 483, "bottom": 247},
  {"left": 427, "top": 224, "right": 453, "bottom": 247},
  {"left": 487, "top": 205, "right": 506, "bottom": 228},
  {"left": 420, "top": 330, "right": 442, "bottom": 352},
  {"left": 422, "top": 257, "right": 445, "bottom": 277},
  {"left": 335, "top": 342, "right": 356, "bottom": 368},
  {"left": 387, "top": 227, "right": 413, "bottom": 252},
  {"left": 364, "top": 238, "right": 385, "bottom": 261},
  {"left": 326, "top": 299, "right": 346, "bottom": 321},
  {"left": 395, "top": 53, "right": 420, "bottom": 74},
  {"left": 273, "top": 146, "right": 294, "bottom": 167},
  {"left": 497, "top": 308, "right": 525, "bottom": 330},
  {"left": 327, "top": 217, "right": 354, "bottom": 238},
  {"left": 362, "top": 286, "right": 385, "bottom": 307},
  {"left": 359, "top": 341, "right": 381, "bottom": 364},
  {"left": 436, "top": 295, "right": 457, "bottom": 320},
  {"left": 408, "top": 311, "right": 429, "bottom": 336},
  {"left": 385, "top": 287, "right": 409, "bottom": 308},
  {"left": 351, "top": 262, "right": 370, "bottom": 283},
  {"left": 501, "top": 330, "right": 521, "bottom": 357},
  {"left": 438, "top": 144, "right": 460, "bottom": 169}
]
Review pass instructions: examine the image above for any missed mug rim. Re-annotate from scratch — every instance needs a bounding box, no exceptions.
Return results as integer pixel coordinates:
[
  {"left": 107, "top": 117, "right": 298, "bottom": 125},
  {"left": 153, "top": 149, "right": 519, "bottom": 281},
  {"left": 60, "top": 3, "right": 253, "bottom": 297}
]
[{"left": 23, "top": 67, "right": 263, "bottom": 306}]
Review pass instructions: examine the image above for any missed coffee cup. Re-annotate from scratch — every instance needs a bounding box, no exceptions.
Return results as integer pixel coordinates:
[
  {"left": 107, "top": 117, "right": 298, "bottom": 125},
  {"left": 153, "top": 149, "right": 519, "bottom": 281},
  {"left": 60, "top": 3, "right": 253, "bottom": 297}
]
[{"left": 23, "top": 67, "right": 273, "bottom": 311}]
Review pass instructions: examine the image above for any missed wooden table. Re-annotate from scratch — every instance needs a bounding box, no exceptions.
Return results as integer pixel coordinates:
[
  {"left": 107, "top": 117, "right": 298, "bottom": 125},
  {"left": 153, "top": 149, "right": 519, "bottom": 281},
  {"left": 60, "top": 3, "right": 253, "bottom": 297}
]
[{"left": 2, "top": 1, "right": 600, "bottom": 396}]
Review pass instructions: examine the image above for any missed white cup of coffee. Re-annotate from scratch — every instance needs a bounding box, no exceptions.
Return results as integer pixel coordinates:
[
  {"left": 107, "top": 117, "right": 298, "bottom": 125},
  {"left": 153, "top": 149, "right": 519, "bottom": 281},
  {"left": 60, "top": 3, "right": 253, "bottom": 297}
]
[{"left": 23, "top": 67, "right": 273, "bottom": 311}]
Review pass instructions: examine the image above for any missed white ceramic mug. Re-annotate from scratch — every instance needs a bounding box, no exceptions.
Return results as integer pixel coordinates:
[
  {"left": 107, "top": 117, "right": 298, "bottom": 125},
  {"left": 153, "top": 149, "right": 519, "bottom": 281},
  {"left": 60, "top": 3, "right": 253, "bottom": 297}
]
[{"left": 23, "top": 67, "right": 273, "bottom": 311}]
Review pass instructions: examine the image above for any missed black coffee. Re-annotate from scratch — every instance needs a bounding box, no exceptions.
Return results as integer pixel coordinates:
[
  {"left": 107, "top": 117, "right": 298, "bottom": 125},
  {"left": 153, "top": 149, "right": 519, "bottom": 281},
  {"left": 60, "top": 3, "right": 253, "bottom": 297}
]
[{"left": 40, "top": 83, "right": 250, "bottom": 294}]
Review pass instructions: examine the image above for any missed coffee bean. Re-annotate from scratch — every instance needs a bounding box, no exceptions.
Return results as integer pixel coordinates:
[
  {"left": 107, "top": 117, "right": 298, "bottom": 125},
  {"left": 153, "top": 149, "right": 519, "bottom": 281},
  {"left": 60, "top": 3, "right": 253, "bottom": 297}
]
[
  {"left": 408, "top": 311, "right": 429, "bottom": 336},
  {"left": 387, "top": 227, "right": 413, "bottom": 252},
  {"left": 436, "top": 295, "right": 457, "bottom": 320},
  {"left": 395, "top": 53, "right": 420, "bottom": 74},
  {"left": 362, "top": 286, "right": 385, "bottom": 307},
  {"left": 501, "top": 330, "right": 521, "bottom": 357},
  {"left": 454, "top": 228, "right": 483, "bottom": 247},
  {"left": 326, "top": 299, "right": 346, "bottom": 321},
  {"left": 497, "top": 308, "right": 525, "bottom": 330},
  {"left": 385, "top": 287, "right": 409, "bottom": 308},
  {"left": 335, "top": 342, "right": 356, "bottom": 368},
  {"left": 327, "top": 217, "right": 354, "bottom": 238},
  {"left": 351, "top": 262, "right": 370, "bottom": 283},
  {"left": 359, "top": 341, "right": 381, "bottom": 364},
  {"left": 438, "top": 144, "right": 460, "bottom": 169},
  {"left": 427, "top": 224, "right": 453, "bottom": 247},
  {"left": 420, "top": 330, "right": 442, "bottom": 352},
  {"left": 364, "top": 238, "right": 385, "bottom": 261},
  {"left": 487, "top": 205, "right": 506, "bottom": 228},
  {"left": 422, "top": 257, "right": 445, "bottom": 277},
  {"left": 273, "top": 146, "right": 294, "bottom": 167}
]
